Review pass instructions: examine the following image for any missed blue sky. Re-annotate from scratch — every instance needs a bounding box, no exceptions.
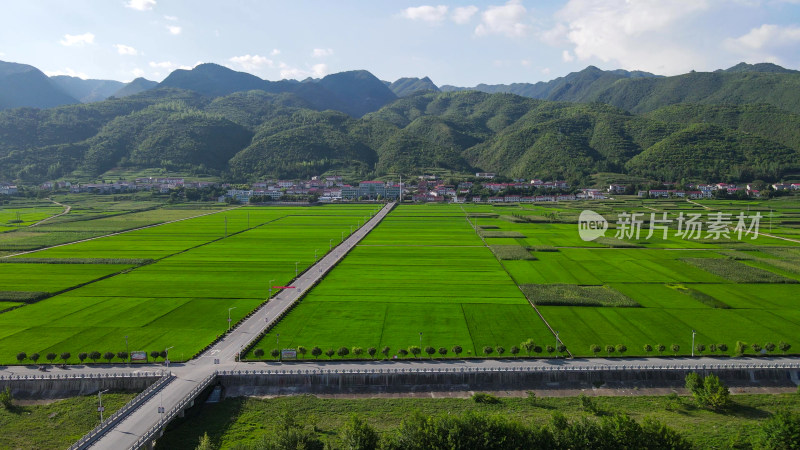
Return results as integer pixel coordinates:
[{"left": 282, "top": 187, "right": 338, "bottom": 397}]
[{"left": 1, "top": 0, "right": 799, "bottom": 85}]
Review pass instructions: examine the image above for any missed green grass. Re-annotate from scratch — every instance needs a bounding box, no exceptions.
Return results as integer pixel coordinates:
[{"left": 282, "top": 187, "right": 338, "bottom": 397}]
[
  {"left": 0, "top": 393, "right": 136, "bottom": 449},
  {"left": 153, "top": 393, "right": 800, "bottom": 450},
  {"left": 520, "top": 284, "right": 640, "bottom": 307}
]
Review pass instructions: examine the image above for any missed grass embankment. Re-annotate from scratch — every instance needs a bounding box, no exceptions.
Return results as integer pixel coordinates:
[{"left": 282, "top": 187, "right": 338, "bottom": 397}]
[
  {"left": 155, "top": 393, "right": 800, "bottom": 450},
  {"left": 0, "top": 393, "right": 135, "bottom": 449}
]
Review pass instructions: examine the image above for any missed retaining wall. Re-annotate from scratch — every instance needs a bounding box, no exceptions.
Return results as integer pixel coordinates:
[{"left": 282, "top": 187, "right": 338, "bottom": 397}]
[
  {"left": 219, "top": 366, "right": 800, "bottom": 397},
  {"left": 0, "top": 374, "right": 161, "bottom": 399}
]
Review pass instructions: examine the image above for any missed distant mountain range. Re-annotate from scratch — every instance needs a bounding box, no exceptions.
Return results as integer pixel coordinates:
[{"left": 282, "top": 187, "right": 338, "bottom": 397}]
[{"left": 1, "top": 59, "right": 800, "bottom": 186}]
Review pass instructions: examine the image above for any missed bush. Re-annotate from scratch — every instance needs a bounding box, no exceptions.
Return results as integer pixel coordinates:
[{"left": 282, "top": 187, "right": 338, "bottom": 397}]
[
  {"left": 424, "top": 346, "right": 436, "bottom": 358},
  {"left": 735, "top": 341, "right": 748, "bottom": 356},
  {"left": 685, "top": 372, "right": 731, "bottom": 411},
  {"left": 311, "top": 346, "right": 322, "bottom": 359},
  {"left": 271, "top": 349, "right": 280, "bottom": 359},
  {"left": 755, "top": 410, "right": 800, "bottom": 449},
  {"left": 579, "top": 394, "right": 600, "bottom": 415},
  {"left": 472, "top": 393, "right": 501, "bottom": 404},
  {"left": 0, "top": 386, "right": 12, "bottom": 409},
  {"left": 15, "top": 352, "right": 26, "bottom": 363},
  {"left": 254, "top": 348, "right": 265, "bottom": 358},
  {"left": 438, "top": 347, "right": 448, "bottom": 356},
  {"left": 340, "top": 415, "right": 379, "bottom": 450},
  {"left": 779, "top": 341, "right": 791, "bottom": 354}
]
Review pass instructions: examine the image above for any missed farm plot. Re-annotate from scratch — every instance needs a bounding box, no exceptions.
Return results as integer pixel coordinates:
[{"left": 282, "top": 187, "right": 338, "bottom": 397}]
[
  {"left": 0, "top": 205, "right": 375, "bottom": 364},
  {"left": 249, "top": 205, "right": 554, "bottom": 358}
]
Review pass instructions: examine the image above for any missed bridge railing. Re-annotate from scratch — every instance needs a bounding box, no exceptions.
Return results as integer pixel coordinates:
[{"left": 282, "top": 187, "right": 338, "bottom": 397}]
[
  {"left": 215, "top": 362, "right": 800, "bottom": 377},
  {"left": 128, "top": 371, "right": 218, "bottom": 450},
  {"left": 0, "top": 371, "right": 163, "bottom": 381},
  {"left": 68, "top": 372, "right": 174, "bottom": 450}
]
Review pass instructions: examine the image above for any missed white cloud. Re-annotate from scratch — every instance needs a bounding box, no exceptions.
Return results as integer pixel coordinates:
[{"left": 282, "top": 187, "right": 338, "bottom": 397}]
[
  {"left": 547, "top": 0, "right": 711, "bottom": 74},
  {"left": 312, "top": 48, "right": 334, "bottom": 58},
  {"left": 167, "top": 25, "right": 182, "bottom": 35},
  {"left": 60, "top": 32, "right": 95, "bottom": 47},
  {"left": 451, "top": 6, "right": 478, "bottom": 24},
  {"left": 312, "top": 63, "right": 328, "bottom": 78},
  {"left": 44, "top": 68, "right": 89, "bottom": 79},
  {"left": 726, "top": 24, "right": 800, "bottom": 50},
  {"left": 126, "top": 0, "right": 155, "bottom": 11},
  {"left": 521, "top": 59, "right": 532, "bottom": 67},
  {"left": 562, "top": 50, "right": 574, "bottom": 62},
  {"left": 229, "top": 54, "right": 274, "bottom": 71},
  {"left": 115, "top": 44, "right": 138, "bottom": 56},
  {"left": 132, "top": 68, "right": 146, "bottom": 78},
  {"left": 278, "top": 62, "right": 329, "bottom": 80},
  {"left": 164, "top": 15, "right": 178, "bottom": 21},
  {"left": 541, "top": 67, "right": 551, "bottom": 75},
  {"left": 270, "top": 49, "right": 281, "bottom": 56},
  {"left": 475, "top": 0, "right": 529, "bottom": 38},
  {"left": 149, "top": 61, "right": 191, "bottom": 72},
  {"left": 401, "top": 5, "right": 449, "bottom": 23}
]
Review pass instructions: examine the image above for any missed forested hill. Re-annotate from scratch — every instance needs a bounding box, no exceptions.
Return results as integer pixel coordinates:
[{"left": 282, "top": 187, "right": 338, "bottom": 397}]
[
  {"left": 2, "top": 86, "right": 800, "bottom": 185},
  {"left": 441, "top": 63, "right": 800, "bottom": 115}
]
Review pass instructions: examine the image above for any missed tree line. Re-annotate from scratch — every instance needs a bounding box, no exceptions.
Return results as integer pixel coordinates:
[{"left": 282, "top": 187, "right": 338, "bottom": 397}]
[{"left": 252, "top": 339, "right": 567, "bottom": 360}]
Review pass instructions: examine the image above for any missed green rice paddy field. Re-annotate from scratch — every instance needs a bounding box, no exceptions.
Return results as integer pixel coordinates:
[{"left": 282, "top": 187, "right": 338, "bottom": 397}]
[
  {"left": 250, "top": 200, "right": 800, "bottom": 359},
  {"left": 0, "top": 204, "right": 376, "bottom": 364},
  {"left": 3, "top": 197, "right": 800, "bottom": 364}
]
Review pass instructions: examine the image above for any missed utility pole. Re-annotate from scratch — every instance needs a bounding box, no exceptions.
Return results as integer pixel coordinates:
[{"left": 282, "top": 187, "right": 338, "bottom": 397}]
[{"left": 98, "top": 389, "right": 109, "bottom": 423}]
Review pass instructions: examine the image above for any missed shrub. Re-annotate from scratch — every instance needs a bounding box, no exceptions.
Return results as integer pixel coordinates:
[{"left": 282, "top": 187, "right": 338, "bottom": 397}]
[
  {"left": 779, "top": 341, "right": 791, "bottom": 354},
  {"left": 472, "top": 393, "right": 501, "bottom": 404},
  {"left": 755, "top": 410, "right": 800, "bottom": 449},
  {"left": 735, "top": 341, "right": 748, "bottom": 356},
  {"left": 643, "top": 344, "right": 653, "bottom": 354},
  {"left": 408, "top": 346, "right": 421, "bottom": 358},
  {"left": 15, "top": 352, "right": 26, "bottom": 363},
  {"left": 325, "top": 349, "right": 335, "bottom": 359},
  {"left": 271, "top": 349, "right": 281, "bottom": 359},
  {"left": 381, "top": 346, "right": 390, "bottom": 358},
  {"left": 483, "top": 346, "right": 494, "bottom": 356},
  {"left": 398, "top": 349, "right": 408, "bottom": 357},
  {"left": 718, "top": 343, "right": 729, "bottom": 352},
  {"left": 367, "top": 347, "right": 377, "bottom": 358},
  {"left": 297, "top": 346, "right": 307, "bottom": 358},
  {"left": 451, "top": 345, "right": 462, "bottom": 356},
  {"left": 685, "top": 372, "right": 731, "bottom": 411},
  {"left": 671, "top": 344, "right": 680, "bottom": 355},
  {"left": 46, "top": 353, "right": 57, "bottom": 363},
  {"left": 579, "top": 394, "right": 600, "bottom": 415},
  {"left": 496, "top": 346, "right": 505, "bottom": 356},
  {"left": 254, "top": 348, "right": 265, "bottom": 358},
  {"left": 340, "top": 415, "right": 379, "bottom": 450},
  {"left": 438, "top": 347, "right": 448, "bottom": 356},
  {"left": 590, "top": 344, "right": 601, "bottom": 356},
  {"left": 352, "top": 347, "right": 364, "bottom": 358},
  {"left": 29, "top": 353, "right": 40, "bottom": 363},
  {"left": 0, "top": 386, "right": 11, "bottom": 409},
  {"left": 311, "top": 346, "right": 322, "bottom": 359}
]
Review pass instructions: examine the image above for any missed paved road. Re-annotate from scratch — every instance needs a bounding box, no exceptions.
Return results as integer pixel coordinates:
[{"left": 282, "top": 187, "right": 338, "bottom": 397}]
[{"left": 85, "top": 202, "right": 396, "bottom": 449}]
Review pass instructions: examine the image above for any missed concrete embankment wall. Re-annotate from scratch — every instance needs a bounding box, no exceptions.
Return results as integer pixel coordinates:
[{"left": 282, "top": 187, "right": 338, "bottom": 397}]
[
  {"left": 219, "top": 367, "right": 800, "bottom": 397},
  {"left": 0, "top": 375, "right": 160, "bottom": 399}
]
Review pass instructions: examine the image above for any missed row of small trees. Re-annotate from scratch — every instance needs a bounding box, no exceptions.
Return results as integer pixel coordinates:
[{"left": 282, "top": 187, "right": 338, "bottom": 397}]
[
  {"left": 591, "top": 341, "right": 791, "bottom": 357},
  {"left": 14, "top": 350, "right": 170, "bottom": 364},
  {"left": 251, "top": 339, "right": 568, "bottom": 360}
]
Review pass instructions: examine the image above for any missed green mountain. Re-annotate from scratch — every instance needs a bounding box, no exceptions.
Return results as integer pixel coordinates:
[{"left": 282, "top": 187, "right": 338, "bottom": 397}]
[
  {"left": 49, "top": 76, "right": 124, "bottom": 103},
  {"left": 441, "top": 66, "right": 660, "bottom": 101},
  {"left": 0, "top": 61, "right": 78, "bottom": 110},
  {"left": 114, "top": 77, "right": 158, "bottom": 98},
  {"left": 2, "top": 64, "right": 800, "bottom": 185},
  {"left": 388, "top": 77, "right": 440, "bottom": 97}
]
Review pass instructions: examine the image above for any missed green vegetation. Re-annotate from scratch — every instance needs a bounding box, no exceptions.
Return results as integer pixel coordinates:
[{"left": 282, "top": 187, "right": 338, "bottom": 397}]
[
  {"left": 520, "top": 284, "right": 640, "bottom": 307},
  {"left": 0, "top": 392, "right": 135, "bottom": 449},
  {"left": 682, "top": 258, "right": 799, "bottom": 283},
  {"left": 154, "top": 393, "right": 800, "bottom": 449},
  {"left": 489, "top": 244, "right": 537, "bottom": 260},
  {"left": 4, "top": 69, "right": 800, "bottom": 183},
  {"left": 0, "top": 204, "right": 377, "bottom": 365}
]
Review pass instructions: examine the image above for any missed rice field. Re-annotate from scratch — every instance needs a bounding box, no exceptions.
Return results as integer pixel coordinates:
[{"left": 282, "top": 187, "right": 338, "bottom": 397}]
[{"left": 0, "top": 204, "right": 377, "bottom": 364}]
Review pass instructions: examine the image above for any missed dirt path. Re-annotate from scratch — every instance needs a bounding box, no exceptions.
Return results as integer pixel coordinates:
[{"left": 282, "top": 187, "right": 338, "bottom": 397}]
[{"left": 28, "top": 199, "right": 71, "bottom": 227}]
